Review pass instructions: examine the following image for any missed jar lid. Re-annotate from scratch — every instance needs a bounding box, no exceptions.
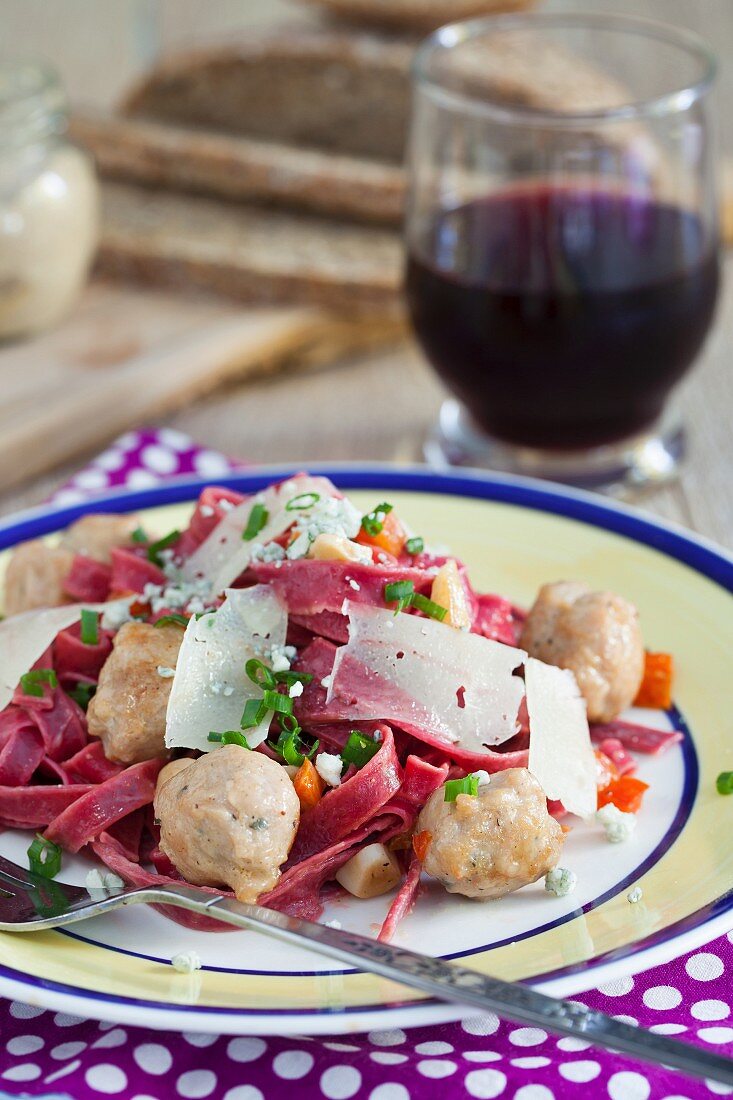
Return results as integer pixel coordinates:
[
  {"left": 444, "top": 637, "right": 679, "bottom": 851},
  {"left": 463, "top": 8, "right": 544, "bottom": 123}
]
[{"left": 0, "top": 60, "right": 67, "bottom": 150}]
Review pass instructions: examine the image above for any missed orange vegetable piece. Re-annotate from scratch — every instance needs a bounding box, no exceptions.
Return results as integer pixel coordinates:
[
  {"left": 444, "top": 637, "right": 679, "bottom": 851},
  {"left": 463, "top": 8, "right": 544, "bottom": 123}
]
[
  {"left": 412, "top": 829, "right": 432, "bottom": 862},
  {"left": 293, "top": 758, "right": 325, "bottom": 811},
  {"left": 595, "top": 749, "right": 620, "bottom": 790},
  {"left": 356, "top": 511, "right": 407, "bottom": 557},
  {"left": 634, "top": 651, "right": 674, "bottom": 710},
  {"left": 597, "top": 775, "right": 649, "bottom": 814}
]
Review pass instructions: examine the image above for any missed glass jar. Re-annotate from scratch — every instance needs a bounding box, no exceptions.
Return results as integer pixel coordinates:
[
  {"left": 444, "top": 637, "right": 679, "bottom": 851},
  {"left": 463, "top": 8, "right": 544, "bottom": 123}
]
[{"left": 0, "top": 61, "right": 99, "bottom": 341}]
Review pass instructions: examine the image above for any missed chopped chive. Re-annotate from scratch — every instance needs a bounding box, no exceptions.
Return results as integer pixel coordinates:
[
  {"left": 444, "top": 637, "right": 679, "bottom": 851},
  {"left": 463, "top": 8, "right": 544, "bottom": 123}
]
[
  {"left": 384, "top": 579, "right": 414, "bottom": 614},
  {"left": 342, "top": 731, "right": 381, "bottom": 768},
  {"left": 245, "top": 658, "right": 276, "bottom": 690},
  {"left": 717, "top": 771, "right": 733, "bottom": 795},
  {"left": 270, "top": 727, "right": 319, "bottom": 767},
  {"left": 20, "top": 668, "right": 58, "bottom": 697},
  {"left": 285, "top": 492, "right": 321, "bottom": 512},
  {"left": 67, "top": 682, "right": 96, "bottom": 710},
  {"left": 384, "top": 580, "right": 414, "bottom": 603},
  {"left": 274, "top": 670, "right": 314, "bottom": 688},
  {"left": 208, "top": 730, "right": 251, "bottom": 748},
  {"left": 131, "top": 525, "right": 148, "bottom": 544},
  {"left": 80, "top": 608, "right": 99, "bottom": 646},
  {"left": 154, "top": 614, "right": 189, "bottom": 629},
  {"left": 27, "top": 834, "right": 62, "bottom": 879},
  {"left": 240, "top": 698, "right": 268, "bottom": 729},
  {"left": 405, "top": 536, "right": 424, "bottom": 556},
  {"left": 444, "top": 775, "right": 480, "bottom": 802},
  {"left": 279, "top": 713, "right": 300, "bottom": 735},
  {"left": 242, "top": 503, "right": 269, "bottom": 541},
  {"left": 262, "top": 689, "right": 293, "bottom": 716},
  {"left": 411, "top": 593, "right": 448, "bottom": 622},
  {"left": 147, "top": 529, "right": 180, "bottom": 566},
  {"left": 362, "top": 501, "right": 393, "bottom": 537}
]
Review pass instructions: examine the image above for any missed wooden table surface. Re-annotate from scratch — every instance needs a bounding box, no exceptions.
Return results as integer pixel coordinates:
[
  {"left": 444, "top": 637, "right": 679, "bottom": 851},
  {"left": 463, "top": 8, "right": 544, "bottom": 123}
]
[{"left": 0, "top": 253, "right": 730, "bottom": 549}]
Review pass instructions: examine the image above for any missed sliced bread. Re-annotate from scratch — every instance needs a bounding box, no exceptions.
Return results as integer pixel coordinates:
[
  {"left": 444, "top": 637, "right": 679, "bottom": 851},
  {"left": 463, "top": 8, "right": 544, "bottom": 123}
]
[
  {"left": 71, "top": 112, "right": 405, "bottom": 227},
  {"left": 96, "top": 182, "right": 404, "bottom": 317},
  {"left": 123, "top": 27, "right": 414, "bottom": 164}
]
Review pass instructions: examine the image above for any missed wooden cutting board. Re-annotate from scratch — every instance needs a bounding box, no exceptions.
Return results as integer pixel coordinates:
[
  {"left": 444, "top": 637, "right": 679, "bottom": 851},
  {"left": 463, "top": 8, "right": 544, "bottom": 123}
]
[{"left": 0, "top": 280, "right": 405, "bottom": 495}]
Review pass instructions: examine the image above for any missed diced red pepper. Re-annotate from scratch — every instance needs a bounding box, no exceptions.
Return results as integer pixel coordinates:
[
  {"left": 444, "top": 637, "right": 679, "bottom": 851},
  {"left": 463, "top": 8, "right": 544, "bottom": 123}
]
[
  {"left": 356, "top": 511, "right": 407, "bottom": 558},
  {"left": 597, "top": 775, "right": 649, "bottom": 814},
  {"left": 412, "top": 829, "right": 432, "bottom": 862},
  {"left": 634, "top": 652, "right": 674, "bottom": 710}
]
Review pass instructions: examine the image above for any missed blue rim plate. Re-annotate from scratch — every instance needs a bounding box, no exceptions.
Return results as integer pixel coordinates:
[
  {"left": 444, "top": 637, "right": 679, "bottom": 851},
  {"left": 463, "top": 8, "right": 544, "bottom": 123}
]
[{"left": 0, "top": 463, "right": 730, "bottom": 1036}]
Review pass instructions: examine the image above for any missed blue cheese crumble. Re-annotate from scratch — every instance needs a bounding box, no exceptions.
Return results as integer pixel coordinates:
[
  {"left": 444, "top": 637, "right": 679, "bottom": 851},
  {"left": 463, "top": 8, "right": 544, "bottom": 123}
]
[
  {"left": 286, "top": 496, "right": 362, "bottom": 560},
  {"left": 545, "top": 867, "right": 577, "bottom": 897},
  {"left": 596, "top": 804, "right": 637, "bottom": 843},
  {"left": 171, "top": 951, "right": 202, "bottom": 973},
  {"left": 315, "top": 752, "right": 343, "bottom": 788}
]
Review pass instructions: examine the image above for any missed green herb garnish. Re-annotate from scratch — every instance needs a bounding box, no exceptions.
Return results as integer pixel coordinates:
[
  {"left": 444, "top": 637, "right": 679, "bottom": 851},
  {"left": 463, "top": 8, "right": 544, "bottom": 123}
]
[
  {"left": 20, "top": 668, "right": 58, "bottom": 697},
  {"left": 245, "top": 658, "right": 277, "bottom": 690},
  {"left": 405, "top": 536, "right": 424, "bottom": 555},
  {"left": 262, "top": 689, "right": 293, "bottom": 716},
  {"left": 240, "top": 698, "right": 268, "bottom": 729},
  {"left": 147, "top": 529, "right": 180, "bottom": 566},
  {"left": 80, "top": 608, "right": 99, "bottom": 646},
  {"left": 242, "top": 503, "right": 269, "bottom": 541},
  {"left": 131, "top": 525, "right": 148, "bottom": 544},
  {"left": 717, "top": 771, "right": 733, "bottom": 795},
  {"left": 270, "top": 727, "right": 319, "bottom": 767},
  {"left": 67, "top": 682, "right": 96, "bottom": 710},
  {"left": 154, "top": 614, "right": 189, "bottom": 629},
  {"left": 444, "top": 775, "right": 480, "bottom": 802},
  {"left": 27, "top": 834, "right": 62, "bottom": 879},
  {"left": 410, "top": 593, "right": 448, "bottom": 621},
  {"left": 285, "top": 492, "right": 321, "bottom": 512},
  {"left": 208, "top": 730, "right": 251, "bottom": 748},
  {"left": 342, "top": 731, "right": 381, "bottom": 769},
  {"left": 362, "top": 502, "right": 393, "bottom": 537}
]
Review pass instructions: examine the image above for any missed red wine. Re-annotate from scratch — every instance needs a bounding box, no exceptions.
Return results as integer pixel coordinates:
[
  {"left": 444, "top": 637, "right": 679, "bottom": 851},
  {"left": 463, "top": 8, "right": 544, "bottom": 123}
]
[{"left": 406, "top": 186, "right": 719, "bottom": 450}]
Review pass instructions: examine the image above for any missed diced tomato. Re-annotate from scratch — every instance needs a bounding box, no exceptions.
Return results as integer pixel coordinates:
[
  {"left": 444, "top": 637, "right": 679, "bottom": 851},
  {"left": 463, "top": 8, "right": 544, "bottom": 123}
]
[
  {"left": 634, "top": 651, "right": 674, "bottom": 710},
  {"left": 595, "top": 749, "right": 620, "bottom": 791},
  {"left": 597, "top": 775, "right": 649, "bottom": 814},
  {"left": 293, "top": 758, "right": 325, "bottom": 811},
  {"left": 356, "top": 511, "right": 407, "bottom": 557},
  {"left": 412, "top": 829, "right": 432, "bottom": 862}
]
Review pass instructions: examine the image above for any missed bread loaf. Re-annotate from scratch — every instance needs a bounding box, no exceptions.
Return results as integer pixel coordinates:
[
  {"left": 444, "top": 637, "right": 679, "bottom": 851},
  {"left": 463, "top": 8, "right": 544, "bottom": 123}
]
[{"left": 96, "top": 183, "right": 404, "bottom": 317}]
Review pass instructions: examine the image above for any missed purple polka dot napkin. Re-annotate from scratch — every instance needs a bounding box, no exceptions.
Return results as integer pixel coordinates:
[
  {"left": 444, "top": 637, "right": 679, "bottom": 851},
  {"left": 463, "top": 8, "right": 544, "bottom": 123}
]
[{"left": 1, "top": 428, "right": 730, "bottom": 1100}]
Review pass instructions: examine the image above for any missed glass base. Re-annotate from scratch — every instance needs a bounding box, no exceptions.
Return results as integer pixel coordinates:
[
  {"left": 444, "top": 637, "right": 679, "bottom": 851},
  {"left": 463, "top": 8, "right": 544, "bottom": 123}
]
[{"left": 424, "top": 400, "right": 685, "bottom": 496}]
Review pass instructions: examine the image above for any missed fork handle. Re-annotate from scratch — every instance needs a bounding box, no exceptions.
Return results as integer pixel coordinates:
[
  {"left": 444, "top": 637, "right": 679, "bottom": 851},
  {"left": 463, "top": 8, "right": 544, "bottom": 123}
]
[{"left": 149, "top": 885, "right": 733, "bottom": 1086}]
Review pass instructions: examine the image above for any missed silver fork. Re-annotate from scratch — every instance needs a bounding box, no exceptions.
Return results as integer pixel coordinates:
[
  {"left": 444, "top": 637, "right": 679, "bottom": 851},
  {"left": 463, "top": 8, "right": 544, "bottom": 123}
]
[{"left": 1, "top": 852, "right": 732, "bottom": 1086}]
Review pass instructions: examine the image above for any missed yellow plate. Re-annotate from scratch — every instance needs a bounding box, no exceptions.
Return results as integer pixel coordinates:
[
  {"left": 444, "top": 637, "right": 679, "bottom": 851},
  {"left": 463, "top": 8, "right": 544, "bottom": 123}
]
[{"left": 0, "top": 465, "right": 730, "bottom": 1035}]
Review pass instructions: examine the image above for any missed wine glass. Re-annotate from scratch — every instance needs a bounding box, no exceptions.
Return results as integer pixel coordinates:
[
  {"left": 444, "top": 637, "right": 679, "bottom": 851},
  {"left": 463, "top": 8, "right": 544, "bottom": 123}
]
[{"left": 404, "top": 12, "right": 720, "bottom": 491}]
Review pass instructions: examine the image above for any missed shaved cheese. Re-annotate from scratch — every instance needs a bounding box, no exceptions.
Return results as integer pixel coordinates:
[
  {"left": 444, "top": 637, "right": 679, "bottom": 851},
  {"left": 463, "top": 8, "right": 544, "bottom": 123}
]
[
  {"left": 327, "top": 602, "right": 526, "bottom": 752},
  {"left": 0, "top": 600, "right": 128, "bottom": 711},
  {"left": 165, "top": 586, "right": 287, "bottom": 753},
  {"left": 181, "top": 475, "right": 339, "bottom": 594},
  {"left": 526, "top": 657, "right": 596, "bottom": 819}
]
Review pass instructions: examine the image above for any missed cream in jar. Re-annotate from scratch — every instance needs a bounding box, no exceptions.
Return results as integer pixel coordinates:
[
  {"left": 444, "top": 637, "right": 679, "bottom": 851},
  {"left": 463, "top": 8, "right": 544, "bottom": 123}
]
[{"left": 0, "top": 61, "right": 99, "bottom": 340}]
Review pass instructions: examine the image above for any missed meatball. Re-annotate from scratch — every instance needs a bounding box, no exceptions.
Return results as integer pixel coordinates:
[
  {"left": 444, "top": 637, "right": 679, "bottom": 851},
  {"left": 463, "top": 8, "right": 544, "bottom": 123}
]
[
  {"left": 87, "top": 621, "right": 182, "bottom": 764},
  {"left": 417, "top": 768, "right": 563, "bottom": 899},
  {"left": 59, "top": 513, "right": 139, "bottom": 564},
  {"left": 520, "top": 580, "right": 644, "bottom": 722},
  {"left": 4, "top": 540, "right": 75, "bottom": 616},
  {"left": 154, "top": 745, "right": 300, "bottom": 903}
]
